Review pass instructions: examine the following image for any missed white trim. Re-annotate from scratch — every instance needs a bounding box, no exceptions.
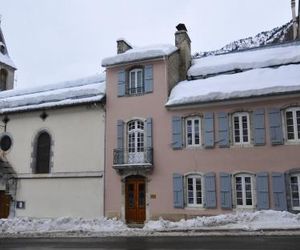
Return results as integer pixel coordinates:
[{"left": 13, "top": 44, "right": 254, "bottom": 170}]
[
  {"left": 232, "top": 112, "right": 251, "bottom": 146},
  {"left": 128, "top": 68, "right": 144, "bottom": 95},
  {"left": 185, "top": 174, "right": 204, "bottom": 208},
  {"left": 284, "top": 107, "right": 300, "bottom": 143},
  {"left": 185, "top": 116, "right": 202, "bottom": 147},
  {"left": 233, "top": 173, "right": 255, "bottom": 209},
  {"left": 290, "top": 173, "right": 300, "bottom": 211}
]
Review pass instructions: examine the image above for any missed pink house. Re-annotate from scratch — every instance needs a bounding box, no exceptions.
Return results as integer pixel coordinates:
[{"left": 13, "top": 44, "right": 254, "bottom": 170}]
[{"left": 102, "top": 24, "right": 300, "bottom": 224}]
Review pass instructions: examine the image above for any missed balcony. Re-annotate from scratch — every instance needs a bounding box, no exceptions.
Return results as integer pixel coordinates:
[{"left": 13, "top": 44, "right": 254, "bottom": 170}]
[{"left": 113, "top": 147, "right": 153, "bottom": 172}]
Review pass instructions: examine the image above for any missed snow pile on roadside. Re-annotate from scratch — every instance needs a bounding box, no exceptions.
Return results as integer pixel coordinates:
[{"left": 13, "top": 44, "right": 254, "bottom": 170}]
[
  {"left": 0, "top": 217, "right": 128, "bottom": 234},
  {"left": 144, "top": 211, "right": 300, "bottom": 231}
]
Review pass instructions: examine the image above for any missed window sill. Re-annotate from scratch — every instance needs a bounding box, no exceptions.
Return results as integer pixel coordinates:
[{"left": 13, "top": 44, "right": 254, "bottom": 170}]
[
  {"left": 185, "top": 145, "right": 203, "bottom": 150},
  {"left": 231, "top": 143, "right": 253, "bottom": 148},
  {"left": 185, "top": 205, "right": 205, "bottom": 210},
  {"left": 234, "top": 206, "right": 255, "bottom": 211},
  {"left": 285, "top": 141, "right": 300, "bottom": 146}
]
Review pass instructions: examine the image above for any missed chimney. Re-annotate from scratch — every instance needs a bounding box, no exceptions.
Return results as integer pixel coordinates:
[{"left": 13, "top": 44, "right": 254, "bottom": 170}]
[
  {"left": 291, "top": 0, "right": 298, "bottom": 40},
  {"left": 175, "top": 23, "right": 191, "bottom": 81},
  {"left": 117, "top": 39, "right": 132, "bottom": 54}
]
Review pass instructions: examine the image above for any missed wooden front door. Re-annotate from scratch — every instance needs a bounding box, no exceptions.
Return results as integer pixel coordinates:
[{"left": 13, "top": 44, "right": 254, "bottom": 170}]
[
  {"left": 0, "top": 191, "right": 10, "bottom": 218},
  {"left": 125, "top": 177, "right": 146, "bottom": 224}
]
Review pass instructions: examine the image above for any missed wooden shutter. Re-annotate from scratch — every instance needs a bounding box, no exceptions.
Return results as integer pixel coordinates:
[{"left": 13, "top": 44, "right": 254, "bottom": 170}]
[
  {"left": 218, "top": 112, "right": 229, "bottom": 147},
  {"left": 204, "top": 112, "right": 214, "bottom": 148},
  {"left": 204, "top": 173, "right": 217, "bottom": 208},
  {"left": 116, "top": 120, "right": 124, "bottom": 164},
  {"left": 268, "top": 108, "right": 283, "bottom": 145},
  {"left": 272, "top": 172, "right": 287, "bottom": 211},
  {"left": 144, "top": 65, "right": 153, "bottom": 93},
  {"left": 172, "top": 116, "right": 183, "bottom": 149},
  {"left": 256, "top": 172, "right": 269, "bottom": 210},
  {"left": 146, "top": 118, "right": 153, "bottom": 163},
  {"left": 36, "top": 132, "right": 51, "bottom": 174},
  {"left": 118, "top": 69, "right": 126, "bottom": 97},
  {"left": 253, "top": 109, "right": 266, "bottom": 146},
  {"left": 220, "top": 172, "right": 232, "bottom": 209},
  {"left": 173, "top": 173, "right": 184, "bottom": 208}
]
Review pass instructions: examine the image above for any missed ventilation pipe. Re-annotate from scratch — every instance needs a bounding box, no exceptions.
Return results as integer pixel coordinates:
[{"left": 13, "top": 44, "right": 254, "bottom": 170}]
[{"left": 292, "top": 0, "right": 298, "bottom": 40}]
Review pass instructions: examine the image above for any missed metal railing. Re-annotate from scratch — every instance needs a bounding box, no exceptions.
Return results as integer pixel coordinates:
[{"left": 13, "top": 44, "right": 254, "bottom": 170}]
[{"left": 113, "top": 147, "right": 153, "bottom": 165}]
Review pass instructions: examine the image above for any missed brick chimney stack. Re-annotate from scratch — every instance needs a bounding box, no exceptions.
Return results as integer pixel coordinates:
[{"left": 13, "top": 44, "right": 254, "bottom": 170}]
[
  {"left": 117, "top": 39, "right": 132, "bottom": 54},
  {"left": 175, "top": 23, "right": 191, "bottom": 81}
]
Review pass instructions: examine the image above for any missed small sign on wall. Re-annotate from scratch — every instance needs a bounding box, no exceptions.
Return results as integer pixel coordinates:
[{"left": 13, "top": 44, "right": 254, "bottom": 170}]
[
  {"left": 16, "top": 201, "right": 25, "bottom": 209},
  {"left": 150, "top": 194, "right": 156, "bottom": 199}
]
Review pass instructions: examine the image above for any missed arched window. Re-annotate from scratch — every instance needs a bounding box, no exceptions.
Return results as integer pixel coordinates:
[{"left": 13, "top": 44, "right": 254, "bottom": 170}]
[
  {"left": 127, "top": 119, "right": 144, "bottom": 163},
  {"left": 35, "top": 132, "right": 51, "bottom": 174},
  {"left": 0, "top": 69, "right": 8, "bottom": 91}
]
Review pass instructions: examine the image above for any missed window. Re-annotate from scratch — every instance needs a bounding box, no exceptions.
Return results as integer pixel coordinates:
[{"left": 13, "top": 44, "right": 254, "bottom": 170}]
[
  {"left": 234, "top": 174, "right": 254, "bottom": 208},
  {"left": 128, "top": 68, "right": 143, "bottom": 95},
  {"left": 185, "top": 117, "right": 201, "bottom": 147},
  {"left": 285, "top": 108, "right": 300, "bottom": 142},
  {"left": 35, "top": 132, "right": 51, "bottom": 174},
  {"left": 127, "top": 120, "right": 145, "bottom": 163},
  {"left": 186, "top": 174, "right": 203, "bottom": 207},
  {"left": 0, "top": 69, "right": 8, "bottom": 91},
  {"left": 232, "top": 112, "right": 250, "bottom": 145},
  {"left": 290, "top": 174, "right": 300, "bottom": 210}
]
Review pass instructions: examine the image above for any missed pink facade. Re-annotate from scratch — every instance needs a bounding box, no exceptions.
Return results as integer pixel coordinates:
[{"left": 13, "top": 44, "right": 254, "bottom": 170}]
[{"left": 103, "top": 29, "right": 300, "bottom": 223}]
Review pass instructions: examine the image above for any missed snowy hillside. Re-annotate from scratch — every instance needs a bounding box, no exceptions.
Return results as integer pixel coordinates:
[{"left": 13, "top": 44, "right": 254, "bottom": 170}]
[{"left": 194, "top": 20, "right": 293, "bottom": 58}]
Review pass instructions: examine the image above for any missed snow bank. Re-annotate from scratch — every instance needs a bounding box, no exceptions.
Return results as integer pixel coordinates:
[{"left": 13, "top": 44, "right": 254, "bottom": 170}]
[
  {"left": 188, "top": 41, "right": 300, "bottom": 77},
  {"left": 102, "top": 44, "right": 178, "bottom": 66},
  {"left": 0, "top": 217, "right": 128, "bottom": 234},
  {"left": 144, "top": 210, "right": 300, "bottom": 231},
  {"left": 0, "top": 73, "right": 106, "bottom": 113},
  {"left": 166, "top": 64, "right": 300, "bottom": 106}
]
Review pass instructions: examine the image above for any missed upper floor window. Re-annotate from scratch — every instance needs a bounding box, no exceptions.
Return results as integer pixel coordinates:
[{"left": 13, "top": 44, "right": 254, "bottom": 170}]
[
  {"left": 35, "top": 131, "right": 51, "bottom": 174},
  {"left": 186, "top": 174, "right": 203, "bottom": 207},
  {"left": 117, "top": 65, "right": 153, "bottom": 97},
  {"left": 232, "top": 112, "right": 250, "bottom": 145},
  {"left": 285, "top": 108, "right": 300, "bottom": 142},
  {"left": 0, "top": 69, "right": 8, "bottom": 91},
  {"left": 185, "top": 117, "right": 201, "bottom": 147},
  {"left": 129, "top": 68, "right": 143, "bottom": 95},
  {"left": 234, "top": 173, "right": 254, "bottom": 208},
  {"left": 290, "top": 174, "right": 300, "bottom": 210}
]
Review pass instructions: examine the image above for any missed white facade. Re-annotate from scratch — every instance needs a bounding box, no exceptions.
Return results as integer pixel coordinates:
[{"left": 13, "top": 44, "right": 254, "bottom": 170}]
[{"left": 0, "top": 104, "right": 105, "bottom": 218}]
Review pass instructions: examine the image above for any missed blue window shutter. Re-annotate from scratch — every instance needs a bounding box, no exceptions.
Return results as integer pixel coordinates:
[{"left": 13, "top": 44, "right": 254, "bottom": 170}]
[
  {"left": 172, "top": 116, "right": 182, "bottom": 149},
  {"left": 256, "top": 172, "right": 269, "bottom": 210},
  {"left": 268, "top": 108, "right": 283, "bottom": 145},
  {"left": 118, "top": 69, "right": 126, "bottom": 97},
  {"left": 272, "top": 172, "right": 287, "bottom": 211},
  {"left": 204, "top": 112, "right": 214, "bottom": 148},
  {"left": 144, "top": 65, "right": 153, "bottom": 93},
  {"left": 220, "top": 172, "right": 232, "bottom": 209},
  {"left": 218, "top": 112, "right": 229, "bottom": 148},
  {"left": 173, "top": 173, "right": 184, "bottom": 208},
  {"left": 253, "top": 109, "right": 266, "bottom": 146},
  {"left": 204, "top": 173, "right": 217, "bottom": 208},
  {"left": 116, "top": 120, "right": 124, "bottom": 164},
  {"left": 146, "top": 118, "right": 153, "bottom": 163}
]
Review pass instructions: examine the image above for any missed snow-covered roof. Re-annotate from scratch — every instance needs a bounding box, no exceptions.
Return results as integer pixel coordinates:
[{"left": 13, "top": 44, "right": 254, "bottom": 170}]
[
  {"left": 102, "top": 44, "right": 178, "bottom": 67},
  {"left": 188, "top": 41, "right": 300, "bottom": 78},
  {"left": 166, "top": 64, "right": 300, "bottom": 107},
  {"left": 0, "top": 52, "right": 16, "bottom": 69},
  {"left": 0, "top": 73, "right": 106, "bottom": 114}
]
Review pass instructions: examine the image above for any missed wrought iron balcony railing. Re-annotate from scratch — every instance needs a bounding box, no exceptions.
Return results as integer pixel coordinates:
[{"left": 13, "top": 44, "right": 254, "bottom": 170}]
[{"left": 113, "top": 147, "right": 153, "bottom": 166}]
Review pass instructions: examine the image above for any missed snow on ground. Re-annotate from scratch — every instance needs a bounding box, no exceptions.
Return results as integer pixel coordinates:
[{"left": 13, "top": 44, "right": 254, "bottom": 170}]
[
  {"left": 188, "top": 41, "right": 300, "bottom": 78},
  {"left": 102, "top": 44, "right": 178, "bottom": 66},
  {"left": 166, "top": 64, "right": 300, "bottom": 106},
  {"left": 1, "top": 211, "right": 300, "bottom": 237}
]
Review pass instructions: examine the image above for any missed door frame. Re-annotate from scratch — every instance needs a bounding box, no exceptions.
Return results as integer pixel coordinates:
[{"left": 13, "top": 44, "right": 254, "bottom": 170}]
[
  {"left": 121, "top": 174, "right": 149, "bottom": 224},
  {"left": 0, "top": 190, "right": 11, "bottom": 219}
]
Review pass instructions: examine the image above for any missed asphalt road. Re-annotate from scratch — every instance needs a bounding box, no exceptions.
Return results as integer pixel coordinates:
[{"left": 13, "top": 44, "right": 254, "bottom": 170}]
[{"left": 1, "top": 236, "right": 300, "bottom": 250}]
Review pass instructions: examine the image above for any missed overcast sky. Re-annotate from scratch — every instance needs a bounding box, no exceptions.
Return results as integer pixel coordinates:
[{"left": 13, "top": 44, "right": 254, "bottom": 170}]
[{"left": 0, "top": 0, "right": 294, "bottom": 88}]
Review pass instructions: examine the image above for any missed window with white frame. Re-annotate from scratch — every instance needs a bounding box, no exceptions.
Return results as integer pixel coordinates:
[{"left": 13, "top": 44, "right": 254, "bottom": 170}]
[
  {"left": 232, "top": 112, "right": 250, "bottom": 145},
  {"left": 185, "top": 117, "right": 201, "bottom": 147},
  {"left": 234, "top": 174, "right": 254, "bottom": 208},
  {"left": 127, "top": 119, "right": 145, "bottom": 163},
  {"left": 285, "top": 108, "right": 300, "bottom": 142},
  {"left": 186, "top": 174, "right": 203, "bottom": 207},
  {"left": 128, "top": 68, "right": 143, "bottom": 95},
  {"left": 290, "top": 174, "right": 300, "bottom": 210}
]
